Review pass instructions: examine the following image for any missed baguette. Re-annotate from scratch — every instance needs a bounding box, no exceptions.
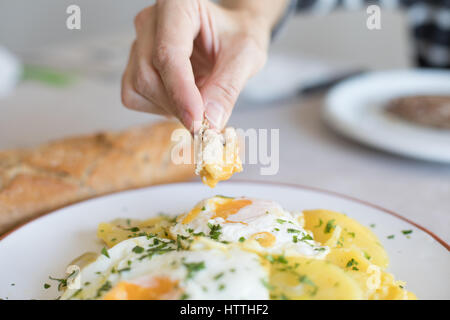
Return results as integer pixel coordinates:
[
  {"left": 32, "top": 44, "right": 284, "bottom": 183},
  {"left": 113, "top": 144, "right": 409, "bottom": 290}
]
[{"left": 0, "top": 121, "right": 195, "bottom": 235}]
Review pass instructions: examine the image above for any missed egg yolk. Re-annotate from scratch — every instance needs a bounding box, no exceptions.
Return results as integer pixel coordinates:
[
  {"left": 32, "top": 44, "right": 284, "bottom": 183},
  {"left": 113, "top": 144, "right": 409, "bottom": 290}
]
[
  {"left": 200, "top": 162, "right": 242, "bottom": 188},
  {"left": 182, "top": 205, "right": 203, "bottom": 224},
  {"left": 212, "top": 199, "right": 252, "bottom": 220},
  {"left": 182, "top": 198, "right": 252, "bottom": 224},
  {"left": 250, "top": 232, "right": 276, "bottom": 248},
  {"left": 102, "top": 276, "right": 180, "bottom": 300},
  {"left": 200, "top": 146, "right": 242, "bottom": 188}
]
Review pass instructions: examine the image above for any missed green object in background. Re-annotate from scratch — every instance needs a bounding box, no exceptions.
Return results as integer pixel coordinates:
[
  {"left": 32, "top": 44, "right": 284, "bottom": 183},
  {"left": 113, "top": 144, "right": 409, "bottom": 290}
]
[{"left": 22, "top": 64, "right": 76, "bottom": 87}]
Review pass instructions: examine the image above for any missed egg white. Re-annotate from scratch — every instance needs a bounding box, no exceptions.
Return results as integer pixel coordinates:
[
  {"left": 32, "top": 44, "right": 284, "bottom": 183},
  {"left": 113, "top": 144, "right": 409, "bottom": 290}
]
[
  {"left": 170, "top": 196, "right": 329, "bottom": 258},
  {"left": 61, "top": 236, "right": 269, "bottom": 300}
]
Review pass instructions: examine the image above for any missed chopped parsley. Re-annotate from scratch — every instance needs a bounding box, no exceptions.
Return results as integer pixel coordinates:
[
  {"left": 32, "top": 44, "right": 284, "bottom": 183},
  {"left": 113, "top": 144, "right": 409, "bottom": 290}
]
[
  {"left": 126, "top": 227, "right": 140, "bottom": 232},
  {"left": 346, "top": 258, "right": 359, "bottom": 271},
  {"left": 207, "top": 223, "right": 222, "bottom": 240},
  {"left": 402, "top": 230, "right": 413, "bottom": 235},
  {"left": 276, "top": 219, "right": 287, "bottom": 224},
  {"left": 387, "top": 235, "right": 395, "bottom": 239},
  {"left": 287, "top": 228, "right": 301, "bottom": 234},
  {"left": 180, "top": 293, "right": 190, "bottom": 300},
  {"left": 277, "top": 255, "right": 289, "bottom": 264},
  {"left": 279, "top": 293, "right": 290, "bottom": 300},
  {"left": 95, "top": 281, "right": 112, "bottom": 298},
  {"left": 214, "top": 272, "right": 224, "bottom": 280},
  {"left": 49, "top": 269, "right": 78, "bottom": 291},
  {"left": 132, "top": 245, "right": 144, "bottom": 254},
  {"left": 261, "top": 279, "right": 275, "bottom": 290},
  {"left": 314, "top": 219, "right": 323, "bottom": 228},
  {"left": 238, "top": 237, "right": 245, "bottom": 243},
  {"left": 70, "top": 289, "right": 82, "bottom": 299},
  {"left": 347, "top": 231, "right": 356, "bottom": 238},
  {"left": 117, "top": 267, "right": 131, "bottom": 274},
  {"left": 101, "top": 247, "right": 110, "bottom": 258},
  {"left": 265, "top": 254, "right": 288, "bottom": 264},
  {"left": 183, "top": 261, "right": 206, "bottom": 280},
  {"left": 44, "top": 283, "right": 51, "bottom": 289},
  {"left": 300, "top": 234, "right": 313, "bottom": 241},
  {"left": 176, "top": 234, "right": 190, "bottom": 250},
  {"left": 138, "top": 242, "right": 175, "bottom": 260},
  {"left": 324, "top": 219, "right": 336, "bottom": 234},
  {"left": 299, "top": 275, "right": 315, "bottom": 287}
]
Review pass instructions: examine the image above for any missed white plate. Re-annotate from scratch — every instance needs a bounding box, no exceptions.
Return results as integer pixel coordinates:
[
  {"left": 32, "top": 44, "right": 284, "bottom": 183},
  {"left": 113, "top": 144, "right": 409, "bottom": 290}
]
[
  {"left": 0, "top": 181, "right": 448, "bottom": 300},
  {"left": 324, "top": 69, "right": 450, "bottom": 163}
]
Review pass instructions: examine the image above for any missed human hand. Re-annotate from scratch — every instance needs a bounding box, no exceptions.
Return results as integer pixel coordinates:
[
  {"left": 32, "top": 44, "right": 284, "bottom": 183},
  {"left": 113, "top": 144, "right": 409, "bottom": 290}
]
[{"left": 121, "top": 0, "right": 285, "bottom": 133}]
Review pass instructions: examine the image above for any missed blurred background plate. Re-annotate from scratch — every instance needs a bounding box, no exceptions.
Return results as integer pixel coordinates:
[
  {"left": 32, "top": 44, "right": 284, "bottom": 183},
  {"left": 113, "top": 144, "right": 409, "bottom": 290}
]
[{"left": 324, "top": 70, "right": 450, "bottom": 163}]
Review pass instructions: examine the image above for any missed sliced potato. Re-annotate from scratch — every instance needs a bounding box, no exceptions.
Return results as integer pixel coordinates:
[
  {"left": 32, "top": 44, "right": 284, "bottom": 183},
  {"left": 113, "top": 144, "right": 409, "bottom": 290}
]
[
  {"left": 303, "top": 209, "right": 389, "bottom": 269},
  {"left": 372, "top": 272, "right": 417, "bottom": 300},
  {"left": 326, "top": 247, "right": 414, "bottom": 300},
  {"left": 97, "top": 216, "right": 174, "bottom": 247},
  {"left": 326, "top": 247, "right": 376, "bottom": 298},
  {"left": 268, "top": 256, "right": 363, "bottom": 300}
]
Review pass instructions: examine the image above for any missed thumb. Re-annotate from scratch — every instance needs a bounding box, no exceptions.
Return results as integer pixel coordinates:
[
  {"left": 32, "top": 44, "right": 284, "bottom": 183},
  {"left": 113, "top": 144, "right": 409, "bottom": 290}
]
[{"left": 201, "top": 45, "right": 265, "bottom": 130}]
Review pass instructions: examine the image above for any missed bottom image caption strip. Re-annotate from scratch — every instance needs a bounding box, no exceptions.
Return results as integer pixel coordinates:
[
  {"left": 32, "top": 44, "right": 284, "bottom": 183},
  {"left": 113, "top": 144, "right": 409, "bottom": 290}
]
[{"left": 179, "top": 303, "right": 269, "bottom": 317}]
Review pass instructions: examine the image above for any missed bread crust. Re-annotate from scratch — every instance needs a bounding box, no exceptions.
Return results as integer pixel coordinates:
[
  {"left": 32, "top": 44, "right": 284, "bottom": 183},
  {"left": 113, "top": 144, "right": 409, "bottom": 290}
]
[{"left": 0, "top": 121, "right": 194, "bottom": 234}]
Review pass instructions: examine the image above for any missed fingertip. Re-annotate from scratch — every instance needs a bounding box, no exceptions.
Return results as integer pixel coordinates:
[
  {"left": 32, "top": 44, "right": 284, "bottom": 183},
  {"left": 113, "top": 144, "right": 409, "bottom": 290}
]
[
  {"left": 205, "top": 101, "right": 226, "bottom": 131},
  {"left": 179, "top": 110, "right": 193, "bottom": 133}
]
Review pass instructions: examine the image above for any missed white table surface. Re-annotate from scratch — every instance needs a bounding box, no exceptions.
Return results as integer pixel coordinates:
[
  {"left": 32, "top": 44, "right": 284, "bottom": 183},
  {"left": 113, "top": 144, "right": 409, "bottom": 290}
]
[{"left": 0, "top": 31, "right": 449, "bottom": 244}]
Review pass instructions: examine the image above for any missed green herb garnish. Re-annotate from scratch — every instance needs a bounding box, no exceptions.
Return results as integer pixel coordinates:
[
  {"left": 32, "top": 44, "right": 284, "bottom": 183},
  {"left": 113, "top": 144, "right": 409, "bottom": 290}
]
[
  {"left": 183, "top": 261, "right": 206, "bottom": 280},
  {"left": 346, "top": 258, "right": 359, "bottom": 269},
  {"left": 132, "top": 246, "right": 144, "bottom": 254},
  {"left": 208, "top": 223, "right": 222, "bottom": 240},
  {"left": 101, "top": 247, "right": 110, "bottom": 258},
  {"left": 324, "top": 219, "right": 336, "bottom": 234}
]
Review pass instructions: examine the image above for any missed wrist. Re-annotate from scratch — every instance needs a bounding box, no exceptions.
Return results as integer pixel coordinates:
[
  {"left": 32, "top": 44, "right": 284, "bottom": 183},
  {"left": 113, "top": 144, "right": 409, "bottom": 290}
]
[{"left": 220, "top": 0, "right": 289, "bottom": 33}]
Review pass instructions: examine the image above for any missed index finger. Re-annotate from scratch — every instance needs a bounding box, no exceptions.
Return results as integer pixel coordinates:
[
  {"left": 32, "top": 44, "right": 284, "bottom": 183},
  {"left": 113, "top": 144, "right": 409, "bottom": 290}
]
[{"left": 152, "top": 0, "right": 204, "bottom": 132}]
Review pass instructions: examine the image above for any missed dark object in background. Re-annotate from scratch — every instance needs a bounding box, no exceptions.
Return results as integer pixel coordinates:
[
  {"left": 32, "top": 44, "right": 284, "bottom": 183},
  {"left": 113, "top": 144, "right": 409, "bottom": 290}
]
[{"left": 386, "top": 95, "right": 450, "bottom": 129}]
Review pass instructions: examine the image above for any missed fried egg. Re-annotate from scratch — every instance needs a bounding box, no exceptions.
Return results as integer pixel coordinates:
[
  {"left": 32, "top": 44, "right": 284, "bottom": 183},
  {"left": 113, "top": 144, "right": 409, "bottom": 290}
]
[
  {"left": 195, "top": 121, "right": 242, "bottom": 188},
  {"left": 60, "top": 236, "right": 269, "bottom": 300},
  {"left": 170, "top": 196, "right": 329, "bottom": 258}
]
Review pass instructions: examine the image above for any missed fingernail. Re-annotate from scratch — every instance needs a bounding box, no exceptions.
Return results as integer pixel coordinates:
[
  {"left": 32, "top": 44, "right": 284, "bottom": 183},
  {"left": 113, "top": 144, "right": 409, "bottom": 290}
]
[
  {"left": 182, "top": 111, "right": 193, "bottom": 132},
  {"left": 205, "top": 101, "right": 225, "bottom": 130}
]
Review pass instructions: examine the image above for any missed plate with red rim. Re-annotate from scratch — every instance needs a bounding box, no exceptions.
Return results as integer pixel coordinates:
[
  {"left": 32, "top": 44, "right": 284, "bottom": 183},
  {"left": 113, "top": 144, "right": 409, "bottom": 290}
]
[{"left": 0, "top": 181, "right": 448, "bottom": 300}]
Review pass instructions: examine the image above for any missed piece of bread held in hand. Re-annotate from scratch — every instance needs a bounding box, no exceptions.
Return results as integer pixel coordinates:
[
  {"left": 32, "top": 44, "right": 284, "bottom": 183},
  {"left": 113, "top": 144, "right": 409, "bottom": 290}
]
[{"left": 0, "top": 121, "right": 194, "bottom": 235}]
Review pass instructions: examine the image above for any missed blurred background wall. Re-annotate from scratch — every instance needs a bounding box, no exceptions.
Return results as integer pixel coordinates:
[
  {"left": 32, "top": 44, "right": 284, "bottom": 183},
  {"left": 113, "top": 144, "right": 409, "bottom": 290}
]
[{"left": 0, "top": 0, "right": 411, "bottom": 69}]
